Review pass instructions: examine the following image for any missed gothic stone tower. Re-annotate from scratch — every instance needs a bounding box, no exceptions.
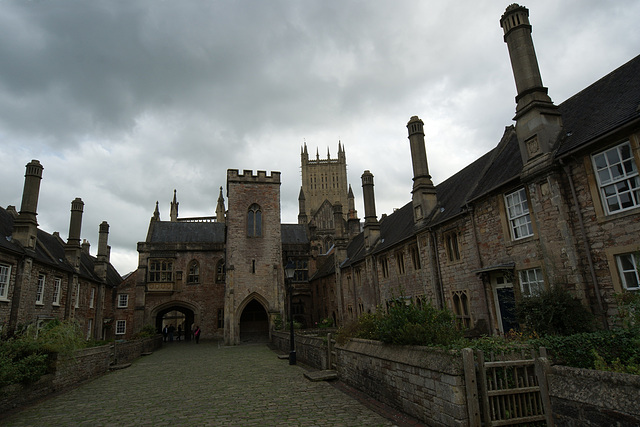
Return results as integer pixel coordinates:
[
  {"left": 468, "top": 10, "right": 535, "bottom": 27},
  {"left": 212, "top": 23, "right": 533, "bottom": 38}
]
[
  {"left": 224, "top": 170, "right": 284, "bottom": 345},
  {"left": 300, "top": 142, "right": 349, "bottom": 221}
]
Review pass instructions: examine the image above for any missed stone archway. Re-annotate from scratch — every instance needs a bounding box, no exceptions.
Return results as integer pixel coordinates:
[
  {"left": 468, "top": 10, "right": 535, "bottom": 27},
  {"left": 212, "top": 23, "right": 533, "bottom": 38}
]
[
  {"left": 155, "top": 305, "right": 195, "bottom": 341},
  {"left": 239, "top": 299, "right": 269, "bottom": 343}
]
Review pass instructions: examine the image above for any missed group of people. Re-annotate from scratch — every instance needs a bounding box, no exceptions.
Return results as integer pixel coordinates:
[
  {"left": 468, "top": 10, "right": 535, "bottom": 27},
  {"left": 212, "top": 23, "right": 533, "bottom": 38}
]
[{"left": 162, "top": 324, "right": 201, "bottom": 344}]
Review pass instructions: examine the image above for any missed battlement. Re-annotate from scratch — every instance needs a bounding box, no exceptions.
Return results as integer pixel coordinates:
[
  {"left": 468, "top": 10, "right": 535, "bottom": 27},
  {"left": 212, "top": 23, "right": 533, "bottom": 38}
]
[{"left": 227, "top": 169, "right": 281, "bottom": 184}]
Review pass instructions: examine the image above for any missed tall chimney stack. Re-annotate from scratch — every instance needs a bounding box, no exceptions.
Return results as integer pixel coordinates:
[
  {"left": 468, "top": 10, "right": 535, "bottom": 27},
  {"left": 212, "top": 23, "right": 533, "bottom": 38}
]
[
  {"left": 500, "top": 4, "right": 562, "bottom": 175},
  {"left": 361, "top": 170, "right": 380, "bottom": 250},
  {"left": 12, "top": 160, "right": 44, "bottom": 249},
  {"left": 65, "top": 198, "right": 84, "bottom": 268},
  {"left": 95, "top": 221, "right": 110, "bottom": 280},
  {"left": 407, "top": 116, "right": 437, "bottom": 222}
]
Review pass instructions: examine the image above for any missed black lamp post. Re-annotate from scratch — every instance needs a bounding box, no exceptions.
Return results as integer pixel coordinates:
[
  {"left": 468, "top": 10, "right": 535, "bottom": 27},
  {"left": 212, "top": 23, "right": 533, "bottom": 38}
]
[{"left": 284, "top": 259, "right": 296, "bottom": 365}]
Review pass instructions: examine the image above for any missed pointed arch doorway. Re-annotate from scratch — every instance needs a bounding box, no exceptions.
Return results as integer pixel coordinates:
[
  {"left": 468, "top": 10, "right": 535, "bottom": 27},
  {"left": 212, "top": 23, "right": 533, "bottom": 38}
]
[
  {"left": 239, "top": 299, "right": 269, "bottom": 343},
  {"left": 155, "top": 305, "right": 195, "bottom": 341}
]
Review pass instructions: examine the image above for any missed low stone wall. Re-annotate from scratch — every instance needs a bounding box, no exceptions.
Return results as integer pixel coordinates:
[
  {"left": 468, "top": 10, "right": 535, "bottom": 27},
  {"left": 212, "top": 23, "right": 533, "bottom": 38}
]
[
  {"left": 272, "top": 330, "right": 330, "bottom": 369},
  {"left": 338, "top": 339, "right": 467, "bottom": 426},
  {"left": 548, "top": 365, "right": 640, "bottom": 426},
  {"left": 113, "top": 335, "right": 163, "bottom": 365},
  {"left": 0, "top": 336, "right": 163, "bottom": 416},
  {"left": 271, "top": 331, "right": 469, "bottom": 426}
]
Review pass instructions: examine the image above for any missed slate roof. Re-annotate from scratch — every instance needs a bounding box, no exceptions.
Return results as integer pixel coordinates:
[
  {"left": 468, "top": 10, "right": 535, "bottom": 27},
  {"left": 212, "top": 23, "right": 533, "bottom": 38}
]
[
  {"left": 0, "top": 206, "right": 122, "bottom": 287},
  {"left": 147, "top": 221, "right": 226, "bottom": 243},
  {"left": 310, "top": 252, "right": 335, "bottom": 280},
  {"left": 556, "top": 54, "right": 640, "bottom": 157},
  {"left": 281, "top": 224, "right": 309, "bottom": 245}
]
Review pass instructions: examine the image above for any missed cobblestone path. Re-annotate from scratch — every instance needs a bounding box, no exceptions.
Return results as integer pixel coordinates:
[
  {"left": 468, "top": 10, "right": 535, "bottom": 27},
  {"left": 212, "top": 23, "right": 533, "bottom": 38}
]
[{"left": 3, "top": 341, "right": 405, "bottom": 426}]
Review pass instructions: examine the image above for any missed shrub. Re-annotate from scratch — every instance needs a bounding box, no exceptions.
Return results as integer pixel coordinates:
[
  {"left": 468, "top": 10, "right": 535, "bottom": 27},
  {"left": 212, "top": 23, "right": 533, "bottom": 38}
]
[
  {"left": 615, "top": 292, "right": 640, "bottom": 330},
  {"left": 0, "top": 319, "right": 88, "bottom": 388},
  {"left": 530, "top": 328, "right": 640, "bottom": 369},
  {"left": 336, "top": 302, "right": 462, "bottom": 347},
  {"left": 515, "top": 286, "right": 595, "bottom": 336}
]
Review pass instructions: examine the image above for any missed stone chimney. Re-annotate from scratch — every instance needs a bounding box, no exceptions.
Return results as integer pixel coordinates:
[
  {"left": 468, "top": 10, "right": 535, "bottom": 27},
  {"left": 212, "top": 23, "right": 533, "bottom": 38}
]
[
  {"left": 216, "top": 186, "right": 226, "bottom": 223},
  {"left": 65, "top": 198, "right": 84, "bottom": 268},
  {"left": 82, "top": 239, "right": 91, "bottom": 254},
  {"left": 361, "top": 170, "right": 380, "bottom": 250},
  {"left": 500, "top": 4, "right": 562, "bottom": 176},
  {"left": 170, "top": 189, "right": 179, "bottom": 222},
  {"left": 95, "top": 221, "right": 110, "bottom": 281},
  {"left": 12, "top": 160, "right": 44, "bottom": 249},
  {"left": 407, "top": 116, "right": 437, "bottom": 222}
]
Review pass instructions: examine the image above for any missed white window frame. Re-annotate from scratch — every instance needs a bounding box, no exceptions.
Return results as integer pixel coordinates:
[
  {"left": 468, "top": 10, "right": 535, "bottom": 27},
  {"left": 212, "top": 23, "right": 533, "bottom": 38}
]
[
  {"left": 115, "top": 320, "right": 126, "bottom": 335},
  {"left": 52, "top": 278, "right": 61, "bottom": 306},
  {"left": 0, "top": 263, "right": 10, "bottom": 301},
  {"left": 89, "top": 287, "right": 95, "bottom": 308},
  {"left": 616, "top": 252, "right": 640, "bottom": 291},
  {"left": 592, "top": 141, "right": 640, "bottom": 215},
  {"left": 118, "top": 294, "right": 129, "bottom": 308},
  {"left": 519, "top": 268, "right": 544, "bottom": 297},
  {"left": 505, "top": 188, "right": 533, "bottom": 240},
  {"left": 36, "top": 274, "right": 45, "bottom": 305}
]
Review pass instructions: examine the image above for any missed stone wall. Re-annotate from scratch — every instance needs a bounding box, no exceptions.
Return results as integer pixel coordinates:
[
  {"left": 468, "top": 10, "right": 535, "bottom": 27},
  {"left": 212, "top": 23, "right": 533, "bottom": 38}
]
[
  {"left": 271, "top": 332, "right": 469, "bottom": 426},
  {"left": 338, "top": 339, "right": 467, "bottom": 426},
  {"left": 272, "top": 330, "right": 329, "bottom": 369},
  {"left": 548, "top": 365, "right": 640, "bottom": 426}
]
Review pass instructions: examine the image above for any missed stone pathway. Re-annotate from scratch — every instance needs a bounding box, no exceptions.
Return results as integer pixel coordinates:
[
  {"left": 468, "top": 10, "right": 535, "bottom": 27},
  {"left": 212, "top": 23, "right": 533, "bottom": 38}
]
[{"left": 2, "top": 341, "right": 417, "bottom": 426}]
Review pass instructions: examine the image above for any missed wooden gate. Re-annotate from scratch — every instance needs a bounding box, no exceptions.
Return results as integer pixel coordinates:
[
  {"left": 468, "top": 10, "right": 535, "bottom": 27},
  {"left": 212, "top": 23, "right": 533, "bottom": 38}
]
[{"left": 463, "top": 348, "right": 553, "bottom": 426}]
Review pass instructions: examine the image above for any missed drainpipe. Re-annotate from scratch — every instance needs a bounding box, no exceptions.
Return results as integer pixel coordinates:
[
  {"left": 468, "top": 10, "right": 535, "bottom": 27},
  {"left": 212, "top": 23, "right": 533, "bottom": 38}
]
[{"left": 560, "top": 160, "right": 608, "bottom": 330}]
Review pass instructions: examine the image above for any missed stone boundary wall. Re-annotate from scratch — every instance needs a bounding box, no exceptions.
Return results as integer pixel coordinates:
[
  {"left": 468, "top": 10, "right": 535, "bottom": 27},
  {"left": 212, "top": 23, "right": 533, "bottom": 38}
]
[
  {"left": 113, "top": 335, "right": 163, "bottom": 365},
  {"left": 272, "top": 331, "right": 329, "bottom": 369},
  {"left": 338, "top": 339, "right": 467, "bottom": 426},
  {"left": 0, "top": 336, "right": 163, "bottom": 416},
  {"left": 271, "top": 332, "right": 468, "bottom": 426},
  {"left": 548, "top": 365, "right": 640, "bottom": 426},
  {"left": 271, "top": 332, "right": 640, "bottom": 426}
]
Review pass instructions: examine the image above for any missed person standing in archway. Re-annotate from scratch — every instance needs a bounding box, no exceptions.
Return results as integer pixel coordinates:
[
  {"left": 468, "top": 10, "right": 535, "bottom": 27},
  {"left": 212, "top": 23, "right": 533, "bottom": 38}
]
[{"left": 194, "top": 326, "right": 201, "bottom": 344}]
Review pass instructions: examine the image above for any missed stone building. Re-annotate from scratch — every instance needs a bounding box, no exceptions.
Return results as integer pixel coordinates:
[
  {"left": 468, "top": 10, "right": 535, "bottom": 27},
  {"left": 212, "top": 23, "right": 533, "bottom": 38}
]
[
  {"left": 0, "top": 160, "right": 122, "bottom": 340},
  {"left": 310, "top": 4, "right": 640, "bottom": 334},
  {"left": 124, "top": 169, "right": 310, "bottom": 344}
]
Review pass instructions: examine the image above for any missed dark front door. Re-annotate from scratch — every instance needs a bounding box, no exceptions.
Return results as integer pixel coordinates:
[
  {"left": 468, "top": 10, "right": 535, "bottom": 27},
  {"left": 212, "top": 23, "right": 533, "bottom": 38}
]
[{"left": 496, "top": 287, "right": 517, "bottom": 333}]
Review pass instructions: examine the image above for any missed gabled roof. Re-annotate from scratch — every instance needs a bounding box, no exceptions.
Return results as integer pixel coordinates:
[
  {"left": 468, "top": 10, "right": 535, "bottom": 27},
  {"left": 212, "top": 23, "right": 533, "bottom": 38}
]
[
  {"left": 147, "top": 221, "right": 226, "bottom": 243},
  {"left": 556, "top": 54, "right": 640, "bottom": 157},
  {"left": 371, "top": 203, "right": 415, "bottom": 255},
  {"left": 0, "top": 206, "right": 122, "bottom": 286}
]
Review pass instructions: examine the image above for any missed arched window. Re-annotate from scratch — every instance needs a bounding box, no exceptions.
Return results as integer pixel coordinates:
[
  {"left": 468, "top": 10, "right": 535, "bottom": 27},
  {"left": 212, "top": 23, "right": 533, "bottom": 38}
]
[
  {"left": 187, "top": 260, "right": 199, "bottom": 284},
  {"left": 216, "top": 260, "right": 225, "bottom": 283},
  {"left": 247, "top": 203, "right": 262, "bottom": 237}
]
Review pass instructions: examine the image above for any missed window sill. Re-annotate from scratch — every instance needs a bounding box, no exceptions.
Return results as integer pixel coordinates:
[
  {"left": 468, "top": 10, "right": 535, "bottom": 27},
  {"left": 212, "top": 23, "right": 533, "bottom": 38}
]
[{"left": 0, "top": 297, "right": 10, "bottom": 303}]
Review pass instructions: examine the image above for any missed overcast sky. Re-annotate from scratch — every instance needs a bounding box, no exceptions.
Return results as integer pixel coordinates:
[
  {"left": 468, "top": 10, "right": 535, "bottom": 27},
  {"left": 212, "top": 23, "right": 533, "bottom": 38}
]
[{"left": 1, "top": 0, "right": 639, "bottom": 275}]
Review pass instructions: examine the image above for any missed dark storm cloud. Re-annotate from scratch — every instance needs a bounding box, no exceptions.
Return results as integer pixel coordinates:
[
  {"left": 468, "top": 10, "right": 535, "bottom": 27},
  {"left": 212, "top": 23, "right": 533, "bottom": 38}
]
[{"left": 0, "top": 0, "right": 638, "bottom": 273}]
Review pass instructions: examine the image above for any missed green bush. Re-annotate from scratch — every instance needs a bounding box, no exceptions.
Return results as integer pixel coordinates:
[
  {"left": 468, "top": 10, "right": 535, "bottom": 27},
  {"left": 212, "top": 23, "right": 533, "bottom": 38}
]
[
  {"left": 515, "top": 286, "right": 595, "bottom": 336},
  {"left": 336, "top": 302, "right": 462, "bottom": 347},
  {"left": 0, "top": 319, "right": 88, "bottom": 388},
  {"left": 530, "top": 328, "right": 640, "bottom": 369}
]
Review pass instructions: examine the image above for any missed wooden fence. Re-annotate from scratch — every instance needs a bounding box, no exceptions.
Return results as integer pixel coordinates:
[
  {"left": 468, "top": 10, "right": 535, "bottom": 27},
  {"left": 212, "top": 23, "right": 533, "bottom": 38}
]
[{"left": 463, "top": 347, "right": 553, "bottom": 426}]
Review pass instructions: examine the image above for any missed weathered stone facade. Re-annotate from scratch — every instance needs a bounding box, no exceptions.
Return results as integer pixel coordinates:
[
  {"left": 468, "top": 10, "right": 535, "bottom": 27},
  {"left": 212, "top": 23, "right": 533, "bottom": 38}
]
[{"left": 309, "top": 4, "right": 640, "bottom": 336}]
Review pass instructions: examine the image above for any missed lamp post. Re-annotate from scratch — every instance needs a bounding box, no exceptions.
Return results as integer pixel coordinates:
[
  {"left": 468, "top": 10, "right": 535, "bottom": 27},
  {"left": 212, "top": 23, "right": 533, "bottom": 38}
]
[{"left": 284, "top": 259, "right": 296, "bottom": 365}]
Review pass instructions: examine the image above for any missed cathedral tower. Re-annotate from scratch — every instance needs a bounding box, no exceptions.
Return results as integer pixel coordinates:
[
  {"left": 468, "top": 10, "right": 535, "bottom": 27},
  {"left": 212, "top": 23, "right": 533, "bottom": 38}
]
[{"left": 300, "top": 142, "right": 350, "bottom": 221}]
